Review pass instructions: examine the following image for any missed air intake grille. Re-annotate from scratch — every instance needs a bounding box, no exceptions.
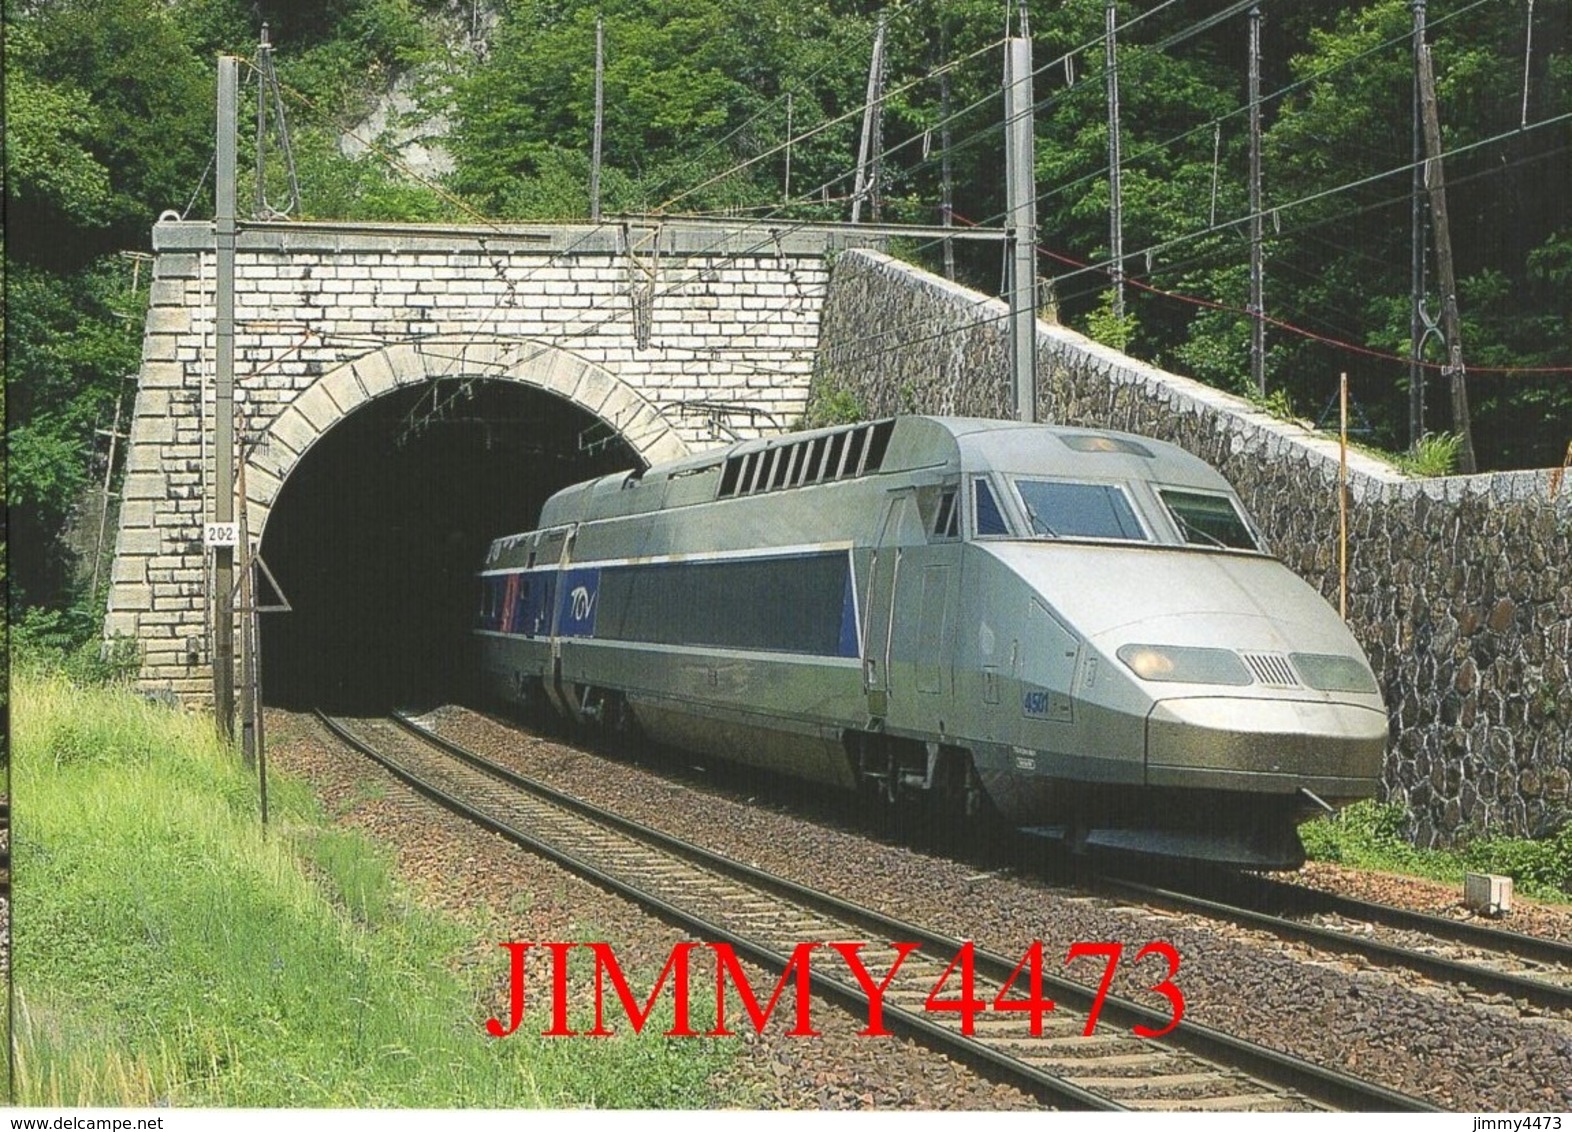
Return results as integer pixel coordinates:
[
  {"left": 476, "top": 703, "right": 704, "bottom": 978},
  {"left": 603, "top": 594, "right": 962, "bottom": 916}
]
[
  {"left": 717, "top": 419, "right": 895, "bottom": 500},
  {"left": 1241, "top": 651, "right": 1299, "bottom": 687}
]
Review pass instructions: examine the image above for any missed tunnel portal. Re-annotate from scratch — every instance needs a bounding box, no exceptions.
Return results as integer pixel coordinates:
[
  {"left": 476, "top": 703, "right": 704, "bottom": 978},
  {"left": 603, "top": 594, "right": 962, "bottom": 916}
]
[{"left": 258, "top": 381, "right": 642, "bottom": 710}]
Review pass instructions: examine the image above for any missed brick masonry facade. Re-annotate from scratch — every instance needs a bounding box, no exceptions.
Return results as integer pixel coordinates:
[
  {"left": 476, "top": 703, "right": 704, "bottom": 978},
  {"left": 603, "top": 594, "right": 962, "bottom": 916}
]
[{"left": 107, "top": 219, "right": 877, "bottom": 703}]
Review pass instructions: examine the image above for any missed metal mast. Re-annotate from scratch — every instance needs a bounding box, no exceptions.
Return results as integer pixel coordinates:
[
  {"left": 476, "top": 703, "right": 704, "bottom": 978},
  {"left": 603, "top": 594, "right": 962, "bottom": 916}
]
[
  {"left": 1005, "top": 33, "right": 1039, "bottom": 422},
  {"left": 214, "top": 56, "right": 238, "bottom": 736},
  {"left": 1248, "top": 5, "right": 1265, "bottom": 397},
  {"left": 1105, "top": 0, "right": 1124, "bottom": 320},
  {"left": 1408, "top": 0, "right": 1429, "bottom": 447},
  {"left": 1417, "top": 40, "right": 1478, "bottom": 473},
  {"left": 591, "top": 16, "right": 605, "bottom": 221},
  {"left": 852, "top": 14, "right": 888, "bottom": 223},
  {"left": 941, "top": 20, "right": 955, "bottom": 280}
]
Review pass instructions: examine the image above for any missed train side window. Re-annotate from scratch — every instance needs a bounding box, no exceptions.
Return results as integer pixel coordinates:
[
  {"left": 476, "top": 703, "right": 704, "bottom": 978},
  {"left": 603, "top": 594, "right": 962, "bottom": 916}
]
[{"left": 973, "top": 479, "right": 1009, "bottom": 536}]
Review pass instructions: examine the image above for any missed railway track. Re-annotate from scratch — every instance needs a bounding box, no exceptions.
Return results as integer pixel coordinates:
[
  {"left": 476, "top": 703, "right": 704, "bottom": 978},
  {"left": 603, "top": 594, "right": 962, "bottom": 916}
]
[
  {"left": 316, "top": 710, "right": 1434, "bottom": 1113},
  {"left": 1099, "top": 875, "right": 1572, "bottom": 1016}
]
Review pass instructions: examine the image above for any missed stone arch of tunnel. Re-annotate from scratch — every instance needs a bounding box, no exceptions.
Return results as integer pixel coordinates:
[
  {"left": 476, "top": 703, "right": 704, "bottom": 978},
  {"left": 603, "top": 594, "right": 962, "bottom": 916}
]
[{"left": 250, "top": 342, "right": 691, "bottom": 711}]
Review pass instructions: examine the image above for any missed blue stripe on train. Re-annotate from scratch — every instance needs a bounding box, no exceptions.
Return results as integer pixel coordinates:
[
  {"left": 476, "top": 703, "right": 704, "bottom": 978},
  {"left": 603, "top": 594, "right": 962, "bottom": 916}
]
[{"left": 487, "top": 551, "right": 859, "bottom": 659}]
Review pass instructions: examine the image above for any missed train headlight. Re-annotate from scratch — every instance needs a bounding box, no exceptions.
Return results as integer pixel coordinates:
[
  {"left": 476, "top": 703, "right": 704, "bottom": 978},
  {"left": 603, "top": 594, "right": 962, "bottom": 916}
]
[
  {"left": 1291, "top": 653, "right": 1379, "bottom": 694},
  {"left": 1116, "top": 644, "right": 1253, "bottom": 685}
]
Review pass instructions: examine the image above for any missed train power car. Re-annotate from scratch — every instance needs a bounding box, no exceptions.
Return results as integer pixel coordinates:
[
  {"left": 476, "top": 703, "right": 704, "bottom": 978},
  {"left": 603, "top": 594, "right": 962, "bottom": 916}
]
[{"left": 475, "top": 416, "right": 1387, "bottom": 868}]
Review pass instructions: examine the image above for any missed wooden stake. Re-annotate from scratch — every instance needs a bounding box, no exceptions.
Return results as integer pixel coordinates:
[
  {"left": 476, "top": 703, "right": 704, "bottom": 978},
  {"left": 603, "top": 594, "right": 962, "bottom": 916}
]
[{"left": 1549, "top": 439, "right": 1572, "bottom": 500}]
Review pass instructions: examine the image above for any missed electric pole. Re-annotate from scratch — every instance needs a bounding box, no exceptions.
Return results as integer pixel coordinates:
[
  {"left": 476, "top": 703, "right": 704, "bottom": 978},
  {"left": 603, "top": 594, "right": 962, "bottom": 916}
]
[
  {"left": 852, "top": 14, "right": 888, "bottom": 224},
  {"left": 940, "top": 21, "right": 955, "bottom": 280},
  {"left": 1417, "top": 40, "right": 1478, "bottom": 474},
  {"left": 214, "top": 56, "right": 238, "bottom": 737},
  {"left": 1248, "top": 5, "right": 1265, "bottom": 397},
  {"left": 591, "top": 16, "right": 604, "bottom": 221},
  {"left": 1005, "top": 34, "right": 1038, "bottom": 422},
  {"left": 1105, "top": 0, "right": 1125, "bottom": 321},
  {"left": 1409, "top": 0, "right": 1430, "bottom": 448}
]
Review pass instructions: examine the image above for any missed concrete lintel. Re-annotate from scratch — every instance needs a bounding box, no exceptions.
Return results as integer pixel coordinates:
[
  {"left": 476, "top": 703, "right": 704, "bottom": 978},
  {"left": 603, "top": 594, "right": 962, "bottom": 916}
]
[
  {"left": 156, "top": 218, "right": 863, "bottom": 261},
  {"left": 122, "top": 471, "right": 169, "bottom": 501},
  {"left": 637, "top": 426, "right": 693, "bottom": 466},
  {"left": 145, "top": 306, "right": 192, "bottom": 335},
  {"left": 250, "top": 428, "right": 300, "bottom": 484},
  {"left": 104, "top": 610, "right": 141, "bottom": 639}
]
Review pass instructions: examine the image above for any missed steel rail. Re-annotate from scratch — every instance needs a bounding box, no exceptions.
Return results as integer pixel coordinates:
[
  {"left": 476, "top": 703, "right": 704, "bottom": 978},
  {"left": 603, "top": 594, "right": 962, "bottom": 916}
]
[
  {"left": 315, "top": 711, "right": 1120, "bottom": 1111},
  {"left": 1101, "top": 877, "right": 1572, "bottom": 1014},
  {"left": 1255, "top": 878, "right": 1572, "bottom": 969},
  {"left": 369, "top": 710, "right": 1432, "bottom": 1111}
]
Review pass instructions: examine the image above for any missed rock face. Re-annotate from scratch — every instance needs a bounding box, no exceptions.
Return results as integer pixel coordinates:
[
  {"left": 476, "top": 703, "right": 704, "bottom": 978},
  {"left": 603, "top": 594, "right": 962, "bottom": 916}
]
[{"left": 815, "top": 249, "right": 1572, "bottom": 847}]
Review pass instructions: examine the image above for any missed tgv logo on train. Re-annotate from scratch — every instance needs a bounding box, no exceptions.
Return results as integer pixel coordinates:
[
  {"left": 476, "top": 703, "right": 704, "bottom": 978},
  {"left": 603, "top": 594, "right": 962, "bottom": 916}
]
[{"left": 475, "top": 417, "right": 1388, "bottom": 870}]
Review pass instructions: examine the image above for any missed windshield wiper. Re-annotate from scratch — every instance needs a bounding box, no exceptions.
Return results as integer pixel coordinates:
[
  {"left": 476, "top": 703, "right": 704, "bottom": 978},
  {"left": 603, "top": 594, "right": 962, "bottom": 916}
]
[
  {"left": 1023, "top": 503, "right": 1058, "bottom": 537},
  {"left": 1173, "top": 512, "right": 1230, "bottom": 550}
]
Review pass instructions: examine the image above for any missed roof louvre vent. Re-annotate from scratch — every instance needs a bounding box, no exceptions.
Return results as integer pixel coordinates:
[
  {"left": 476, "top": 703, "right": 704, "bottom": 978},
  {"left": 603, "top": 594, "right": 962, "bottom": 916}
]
[{"left": 716, "top": 419, "right": 895, "bottom": 500}]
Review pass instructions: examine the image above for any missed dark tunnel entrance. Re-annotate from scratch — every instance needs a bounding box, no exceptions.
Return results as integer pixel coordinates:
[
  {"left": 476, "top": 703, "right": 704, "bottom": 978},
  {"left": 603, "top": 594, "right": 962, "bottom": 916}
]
[{"left": 258, "top": 379, "right": 644, "bottom": 711}]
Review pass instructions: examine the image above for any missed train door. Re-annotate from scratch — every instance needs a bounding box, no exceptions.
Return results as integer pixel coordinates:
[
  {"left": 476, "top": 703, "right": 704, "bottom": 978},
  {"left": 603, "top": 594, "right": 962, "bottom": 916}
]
[
  {"left": 863, "top": 490, "right": 918, "bottom": 718},
  {"left": 543, "top": 523, "right": 579, "bottom": 717},
  {"left": 913, "top": 484, "right": 962, "bottom": 700}
]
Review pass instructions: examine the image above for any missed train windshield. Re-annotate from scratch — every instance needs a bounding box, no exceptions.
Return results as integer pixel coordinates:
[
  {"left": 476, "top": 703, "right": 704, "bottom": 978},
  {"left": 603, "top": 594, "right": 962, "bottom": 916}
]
[
  {"left": 1012, "top": 480, "right": 1149, "bottom": 541},
  {"left": 1159, "top": 489, "right": 1261, "bottom": 550}
]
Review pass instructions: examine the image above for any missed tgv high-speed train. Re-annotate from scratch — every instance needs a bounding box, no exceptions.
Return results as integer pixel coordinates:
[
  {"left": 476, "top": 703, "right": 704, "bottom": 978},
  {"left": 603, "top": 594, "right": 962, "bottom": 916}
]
[{"left": 476, "top": 416, "right": 1387, "bottom": 867}]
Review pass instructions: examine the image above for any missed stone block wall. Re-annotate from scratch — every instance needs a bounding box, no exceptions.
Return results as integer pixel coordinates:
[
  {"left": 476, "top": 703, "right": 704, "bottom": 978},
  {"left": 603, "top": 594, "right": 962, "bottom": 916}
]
[{"left": 816, "top": 249, "right": 1571, "bottom": 846}]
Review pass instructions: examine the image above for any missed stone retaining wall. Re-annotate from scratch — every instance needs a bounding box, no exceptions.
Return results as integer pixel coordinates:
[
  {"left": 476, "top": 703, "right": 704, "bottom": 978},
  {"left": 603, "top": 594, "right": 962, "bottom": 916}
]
[{"left": 816, "top": 249, "right": 1571, "bottom": 846}]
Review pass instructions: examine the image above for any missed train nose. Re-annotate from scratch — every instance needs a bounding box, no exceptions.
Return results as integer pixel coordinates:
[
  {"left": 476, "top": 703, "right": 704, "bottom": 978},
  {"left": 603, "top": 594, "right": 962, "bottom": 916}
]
[{"left": 1144, "top": 696, "right": 1386, "bottom": 801}]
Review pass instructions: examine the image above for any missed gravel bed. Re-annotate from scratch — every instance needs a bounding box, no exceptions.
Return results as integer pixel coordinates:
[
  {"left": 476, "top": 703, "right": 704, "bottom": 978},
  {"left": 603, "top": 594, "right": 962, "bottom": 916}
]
[
  {"left": 422, "top": 705, "right": 1572, "bottom": 1112},
  {"left": 265, "top": 709, "right": 1040, "bottom": 1110}
]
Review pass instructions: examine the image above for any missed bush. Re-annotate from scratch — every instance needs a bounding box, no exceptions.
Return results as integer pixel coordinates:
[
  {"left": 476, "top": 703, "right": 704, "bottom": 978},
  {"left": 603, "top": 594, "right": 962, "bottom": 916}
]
[
  {"left": 11, "top": 604, "right": 138, "bottom": 686},
  {"left": 1302, "top": 800, "right": 1572, "bottom": 902},
  {"left": 1462, "top": 823, "right": 1572, "bottom": 898},
  {"left": 1397, "top": 431, "right": 1464, "bottom": 478},
  {"left": 1300, "top": 799, "right": 1417, "bottom": 867}
]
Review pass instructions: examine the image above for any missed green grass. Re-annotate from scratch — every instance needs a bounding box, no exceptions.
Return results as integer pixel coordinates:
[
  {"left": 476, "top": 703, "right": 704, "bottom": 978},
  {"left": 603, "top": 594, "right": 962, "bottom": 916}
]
[
  {"left": 1301, "top": 799, "right": 1572, "bottom": 903},
  {"left": 12, "top": 667, "right": 734, "bottom": 1107}
]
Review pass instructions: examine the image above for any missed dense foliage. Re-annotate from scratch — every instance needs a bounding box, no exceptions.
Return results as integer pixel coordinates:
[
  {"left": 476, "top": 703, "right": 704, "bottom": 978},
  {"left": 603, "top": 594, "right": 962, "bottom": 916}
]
[{"left": 6, "top": 0, "right": 1569, "bottom": 626}]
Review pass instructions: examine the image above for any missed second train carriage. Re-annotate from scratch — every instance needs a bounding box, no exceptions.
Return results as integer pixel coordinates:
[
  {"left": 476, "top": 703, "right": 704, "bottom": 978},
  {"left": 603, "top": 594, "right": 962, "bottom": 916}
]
[{"left": 476, "top": 416, "right": 1388, "bottom": 868}]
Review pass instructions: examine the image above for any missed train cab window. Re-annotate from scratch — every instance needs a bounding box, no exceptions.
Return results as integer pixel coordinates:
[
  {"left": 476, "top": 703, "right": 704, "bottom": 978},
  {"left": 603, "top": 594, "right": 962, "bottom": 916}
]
[
  {"left": 973, "top": 479, "right": 1010, "bottom": 536},
  {"left": 1013, "top": 480, "right": 1148, "bottom": 541},
  {"left": 1159, "top": 489, "right": 1261, "bottom": 550},
  {"left": 932, "top": 489, "right": 960, "bottom": 539}
]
